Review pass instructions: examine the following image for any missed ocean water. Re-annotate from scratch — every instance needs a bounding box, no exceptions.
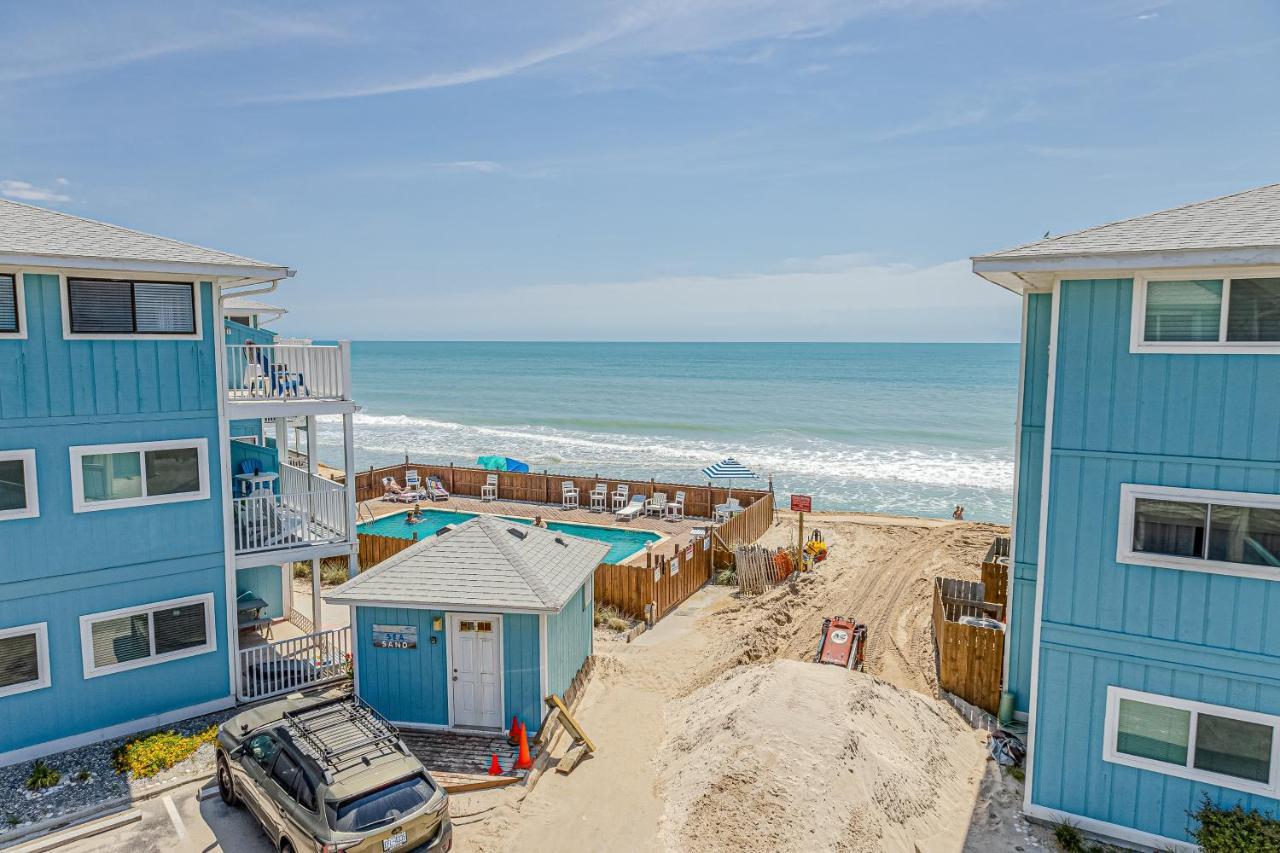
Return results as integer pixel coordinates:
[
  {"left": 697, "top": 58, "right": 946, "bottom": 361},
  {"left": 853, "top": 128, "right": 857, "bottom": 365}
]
[{"left": 316, "top": 342, "right": 1018, "bottom": 523}]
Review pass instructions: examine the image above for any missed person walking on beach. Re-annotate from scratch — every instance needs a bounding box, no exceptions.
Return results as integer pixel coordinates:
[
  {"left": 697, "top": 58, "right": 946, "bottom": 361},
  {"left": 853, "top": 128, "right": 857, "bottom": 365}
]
[{"left": 953, "top": 505, "right": 965, "bottom": 521}]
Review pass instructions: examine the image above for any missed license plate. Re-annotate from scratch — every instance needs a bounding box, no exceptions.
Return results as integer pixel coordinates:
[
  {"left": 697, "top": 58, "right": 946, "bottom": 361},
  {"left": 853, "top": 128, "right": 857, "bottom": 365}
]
[{"left": 383, "top": 831, "right": 408, "bottom": 851}]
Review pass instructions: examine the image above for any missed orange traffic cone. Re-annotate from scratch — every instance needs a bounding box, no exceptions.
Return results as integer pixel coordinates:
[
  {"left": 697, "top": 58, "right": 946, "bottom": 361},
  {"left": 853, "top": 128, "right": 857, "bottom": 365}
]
[
  {"left": 512, "top": 722, "right": 534, "bottom": 771},
  {"left": 488, "top": 753, "right": 502, "bottom": 776},
  {"left": 508, "top": 716, "right": 521, "bottom": 744}
]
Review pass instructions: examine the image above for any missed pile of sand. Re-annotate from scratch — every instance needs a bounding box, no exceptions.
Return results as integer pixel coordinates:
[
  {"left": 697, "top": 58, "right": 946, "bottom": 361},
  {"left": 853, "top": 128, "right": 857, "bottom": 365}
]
[{"left": 657, "top": 659, "right": 986, "bottom": 853}]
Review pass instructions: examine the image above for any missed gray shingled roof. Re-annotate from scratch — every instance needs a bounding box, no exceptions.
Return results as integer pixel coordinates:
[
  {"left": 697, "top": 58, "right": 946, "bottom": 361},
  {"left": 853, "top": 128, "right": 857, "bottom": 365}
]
[
  {"left": 975, "top": 183, "right": 1280, "bottom": 262},
  {"left": 324, "top": 515, "right": 610, "bottom": 613},
  {"left": 0, "top": 198, "right": 290, "bottom": 275}
]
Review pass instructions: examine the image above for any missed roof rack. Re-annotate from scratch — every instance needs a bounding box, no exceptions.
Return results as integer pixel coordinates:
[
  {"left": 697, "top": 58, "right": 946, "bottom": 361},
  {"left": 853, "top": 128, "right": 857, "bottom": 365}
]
[{"left": 282, "top": 696, "right": 407, "bottom": 784}]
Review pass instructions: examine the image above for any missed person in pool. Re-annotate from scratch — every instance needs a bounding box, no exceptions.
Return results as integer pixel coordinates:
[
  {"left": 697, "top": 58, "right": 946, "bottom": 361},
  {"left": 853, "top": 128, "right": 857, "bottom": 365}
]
[
  {"left": 406, "top": 504, "right": 423, "bottom": 524},
  {"left": 533, "top": 515, "right": 547, "bottom": 528}
]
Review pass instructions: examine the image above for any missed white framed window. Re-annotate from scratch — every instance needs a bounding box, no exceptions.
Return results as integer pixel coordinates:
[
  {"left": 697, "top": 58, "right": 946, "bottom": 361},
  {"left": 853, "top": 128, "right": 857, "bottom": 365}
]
[
  {"left": 0, "top": 272, "right": 26, "bottom": 339},
  {"left": 80, "top": 594, "right": 217, "bottom": 678},
  {"left": 0, "top": 623, "right": 51, "bottom": 698},
  {"left": 70, "top": 438, "right": 208, "bottom": 513},
  {"left": 0, "top": 449, "right": 38, "bottom": 521},
  {"left": 61, "top": 276, "right": 201, "bottom": 340},
  {"left": 1104, "top": 686, "right": 1280, "bottom": 797},
  {"left": 1131, "top": 274, "right": 1280, "bottom": 354},
  {"left": 1117, "top": 484, "right": 1280, "bottom": 580},
  {"left": 230, "top": 435, "right": 260, "bottom": 446}
]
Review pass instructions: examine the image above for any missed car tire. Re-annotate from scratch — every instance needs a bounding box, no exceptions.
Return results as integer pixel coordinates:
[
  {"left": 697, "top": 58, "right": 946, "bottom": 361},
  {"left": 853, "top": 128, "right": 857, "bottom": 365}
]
[{"left": 216, "top": 753, "right": 239, "bottom": 807}]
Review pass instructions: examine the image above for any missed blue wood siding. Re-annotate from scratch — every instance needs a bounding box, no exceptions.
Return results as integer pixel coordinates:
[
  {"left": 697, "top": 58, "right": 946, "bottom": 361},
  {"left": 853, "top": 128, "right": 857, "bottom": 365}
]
[
  {"left": 0, "top": 563, "right": 229, "bottom": 755},
  {"left": 235, "top": 565, "right": 285, "bottom": 620},
  {"left": 354, "top": 607, "right": 449, "bottom": 726},
  {"left": 1008, "top": 291, "right": 1052, "bottom": 715},
  {"left": 230, "top": 439, "right": 278, "bottom": 493},
  {"left": 0, "top": 274, "right": 230, "bottom": 756},
  {"left": 503, "top": 613, "right": 543, "bottom": 732},
  {"left": 547, "top": 580, "right": 593, "bottom": 698},
  {"left": 229, "top": 419, "right": 263, "bottom": 442},
  {"left": 1029, "top": 278, "right": 1280, "bottom": 840}
]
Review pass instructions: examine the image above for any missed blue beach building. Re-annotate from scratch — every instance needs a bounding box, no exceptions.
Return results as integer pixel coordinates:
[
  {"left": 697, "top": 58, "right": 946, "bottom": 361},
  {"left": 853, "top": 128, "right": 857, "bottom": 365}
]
[
  {"left": 973, "top": 183, "right": 1280, "bottom": 849},
  {"left": 324, "top": 515, "right": 603, "bottom": 733},
  {"left": 0, "top": 200, "right": 361, "bottom": 764}
]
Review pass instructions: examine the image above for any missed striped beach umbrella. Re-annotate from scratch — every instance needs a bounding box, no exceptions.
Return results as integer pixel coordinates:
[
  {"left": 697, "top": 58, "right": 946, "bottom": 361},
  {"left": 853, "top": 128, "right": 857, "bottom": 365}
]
[{"left": 702, "top": 457, "right": 758, "bottom": 502}]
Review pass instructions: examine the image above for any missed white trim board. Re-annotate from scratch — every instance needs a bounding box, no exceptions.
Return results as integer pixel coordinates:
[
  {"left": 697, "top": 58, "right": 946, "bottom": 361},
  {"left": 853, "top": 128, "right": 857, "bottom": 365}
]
[
  {"left": 1023, "top": 278, "right": 1061, "bottom": 815},
  {"left": 0, "top": 448, "right": 39, "bottom": 521},
  {"left": 1023, "top": 803, "right": 1197, "bottom": 853},
  {"left": 0, "top": 622, "right": 51, "bottom": 698},
  {"left": 0, "top": 695, "right": 234, "bottom": 768},
  {"left": 1129, "top": 272, "right": 1280, "bottom": 354},
  {"left": 1103, "top": 685, "right": 1280, "bottom": 799},
  {"left": 0, "top": 271, "right": 27, "bottom": 339},
  {"left": 1116, "top": 483, "right": 1280, "bottom": 581},
  {"left": 79, "top": 592, "right": 218, "bottom": 679},
  {"left": 69, "top": 437, "right": 209, "bottom": 513}
]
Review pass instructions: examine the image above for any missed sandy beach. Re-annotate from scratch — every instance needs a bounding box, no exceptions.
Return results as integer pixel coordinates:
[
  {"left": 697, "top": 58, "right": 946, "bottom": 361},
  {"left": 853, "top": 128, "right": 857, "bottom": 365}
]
[{"left": 452, "top": 510, "right": 1053, "bottom": 853}]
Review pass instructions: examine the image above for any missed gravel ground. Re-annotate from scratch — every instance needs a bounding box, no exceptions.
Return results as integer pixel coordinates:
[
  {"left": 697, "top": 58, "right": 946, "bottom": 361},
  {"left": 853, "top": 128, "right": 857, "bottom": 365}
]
[{"left": 0, "top": 708, "right": 238, "bottom": 832}]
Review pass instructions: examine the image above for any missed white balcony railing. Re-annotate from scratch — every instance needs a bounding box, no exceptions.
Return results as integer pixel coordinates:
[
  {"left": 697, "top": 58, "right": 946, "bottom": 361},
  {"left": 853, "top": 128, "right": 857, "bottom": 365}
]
[
  {"left": 226, "top": 341, "right": 350, "bottom": 404},
  {"left": 233, "top": 468, "right": 350, "bottom": 555},
  {"left": 238, "top": 626, "right": 351, "bottom": 701}
]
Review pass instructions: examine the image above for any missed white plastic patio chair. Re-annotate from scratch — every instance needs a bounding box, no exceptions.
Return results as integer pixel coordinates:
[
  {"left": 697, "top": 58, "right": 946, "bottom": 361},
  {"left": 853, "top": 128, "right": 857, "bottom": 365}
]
[
  {"left": 562, "top": 480, "right": 580, "bottom": 509},
  {"left": 666, "top": 490, "right": 686, "bottom": 520},
  {"left": 611, "top": 483, "right": 630, "bottom": 511},
  {"left": 589, "top": 483, "right": 608, "bottom": 512},
  {"left": 615, "top": 494, "right": 646, "bottom": 521},
  {"left": 481, "top": 474, "right": 498, "bottom": 501},
  {"left": 645, "top": 491, "right": 668, "bottom": 517},
  {"left": 425, "top": 475, "right": 449, "bottom": 501}
]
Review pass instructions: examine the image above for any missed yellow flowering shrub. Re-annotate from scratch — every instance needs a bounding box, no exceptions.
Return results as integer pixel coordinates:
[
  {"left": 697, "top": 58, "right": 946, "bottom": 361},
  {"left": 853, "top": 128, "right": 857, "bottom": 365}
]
[{"left": 112, "top": 725, "right": 218, "bottom": 778}]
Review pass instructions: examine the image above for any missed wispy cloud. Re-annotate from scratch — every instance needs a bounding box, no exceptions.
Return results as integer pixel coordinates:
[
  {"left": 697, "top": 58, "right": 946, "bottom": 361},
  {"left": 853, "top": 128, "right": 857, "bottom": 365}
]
[
  {"left": 0, "top": 180, "right": 72, "bottom": 203},
  {"left": 437, "top": 161, "right": 507, "bottom": 174},
  {"left": 868, "top": 106, "right": 990, "bottom": 142}
]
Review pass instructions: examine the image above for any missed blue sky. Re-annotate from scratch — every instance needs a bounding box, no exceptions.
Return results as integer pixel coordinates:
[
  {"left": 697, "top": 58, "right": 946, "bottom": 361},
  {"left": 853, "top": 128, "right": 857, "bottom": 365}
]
[{"left": 2, "top": 0, "right": 1278, "bottom": 341}]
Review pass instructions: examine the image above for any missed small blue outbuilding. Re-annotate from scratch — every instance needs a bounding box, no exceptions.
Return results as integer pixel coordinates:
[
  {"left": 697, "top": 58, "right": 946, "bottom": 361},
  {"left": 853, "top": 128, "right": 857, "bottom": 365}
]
[{"left": 324, "top": 515, "right": 606, "bottom": 733}]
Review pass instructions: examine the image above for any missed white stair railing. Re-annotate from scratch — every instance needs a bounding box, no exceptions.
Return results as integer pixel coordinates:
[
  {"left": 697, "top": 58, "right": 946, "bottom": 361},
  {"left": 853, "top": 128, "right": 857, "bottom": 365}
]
[
  {"left": 238, "top": 626, "right": 352, "bottom": 702},
  {"left": 233, "top": 485, "right": 349, "bottom": 554}
]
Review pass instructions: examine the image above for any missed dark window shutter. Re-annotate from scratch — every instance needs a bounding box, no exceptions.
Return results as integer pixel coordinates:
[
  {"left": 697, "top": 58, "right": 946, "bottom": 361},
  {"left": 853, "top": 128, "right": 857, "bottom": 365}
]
[
  {"left": 153, "top": 602, "right": 208, "bottom": 655},
  {"left": 0, "top": 633, "right": 39, "bottom": 689},
  {"left": 0, "top": 275, "right": 17, "bottom": 333},
  {"left": 68, "top": 279, "right": 134, "bottom": 333}
]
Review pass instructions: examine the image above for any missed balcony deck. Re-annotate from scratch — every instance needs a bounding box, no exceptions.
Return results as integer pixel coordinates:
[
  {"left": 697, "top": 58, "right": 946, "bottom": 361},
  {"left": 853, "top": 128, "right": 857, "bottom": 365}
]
[
  {"left": 234, "top": 464, "right": 354, "bottom": 565},
  {"left": 225, "top": 340, "right": 354, "bottom": 415}
]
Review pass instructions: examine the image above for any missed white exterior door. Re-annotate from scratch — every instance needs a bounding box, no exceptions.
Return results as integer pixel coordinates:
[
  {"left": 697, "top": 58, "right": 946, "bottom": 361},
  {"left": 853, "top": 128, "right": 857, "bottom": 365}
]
[{"left": 449, "top": 614, "right": 502, "bottom": 729}]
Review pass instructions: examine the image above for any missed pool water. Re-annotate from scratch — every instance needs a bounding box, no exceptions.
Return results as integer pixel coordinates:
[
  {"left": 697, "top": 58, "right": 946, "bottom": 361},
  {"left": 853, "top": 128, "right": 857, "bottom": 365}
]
[{"left": 358, "top": 509, "right": 661, "bottom": 563}]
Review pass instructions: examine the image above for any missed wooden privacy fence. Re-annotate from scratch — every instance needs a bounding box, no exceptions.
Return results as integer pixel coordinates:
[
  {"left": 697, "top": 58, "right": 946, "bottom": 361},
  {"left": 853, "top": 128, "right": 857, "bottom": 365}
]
[
  {"left": 358, "top": 532, "right": 417, "bottom": 570},
  {"left": 355, "top": 462, "right": 773, "bottom": 520},
  {"left": 711, "top": 496, "right": 775, "bottom": 569},
  {"left": 932, "top": 576, "right": 1005, "bottom": 715},
  {"left": 595, "top": 534, "right": 714, "bottom": 623}
]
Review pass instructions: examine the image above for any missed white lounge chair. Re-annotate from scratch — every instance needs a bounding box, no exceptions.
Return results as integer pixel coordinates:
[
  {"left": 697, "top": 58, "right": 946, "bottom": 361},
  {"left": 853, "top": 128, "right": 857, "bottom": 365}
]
[
  {"left": 236, "top": 492, "right": 305, "bottom": 550},
  {"left": 481, "top": 474, "right": 498, "bottom": 501},
  {"left": 611, "top": 483, "right": 630, "bottom": 511},
  {"left": 666, "top": 490, "right": 686, "bottom": 520},
  {"left": 589, "top": 483, "right": 607, "bottom": 512},
  {"left": 645, "top": 492, "right": 668, "bottom": 518},
  {"left": 425, "top": 475, "right": 449, "bottom": 501},
  {"left": 405, "top": 469, "right": 422, "bottom": 491},
  {"left": 615, "top": 494, "right": 646, "bottom": 521},
  {"left": 562, "top": 480, "right": 580, "bottom": 509},
  {"left": 381, "top": 476, "right": 403, "bottom": 498}
]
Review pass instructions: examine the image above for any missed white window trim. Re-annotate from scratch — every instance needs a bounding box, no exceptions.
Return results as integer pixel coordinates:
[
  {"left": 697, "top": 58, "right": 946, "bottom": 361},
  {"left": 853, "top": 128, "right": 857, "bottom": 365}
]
[
  {"left": 0, "top": 271, "right": 27, "bottom": 340},
  {"left": 80, "top": 593, "right": 217, "bottom": 679},
  {"left": 1130, "top": 273, "right": 1280, "bottom": 355},
  {"left": 0, "top": 449, "right": 38, "bottom": 521},
  {"left": 1103, "top": 686, "right": 1280, "bottom": 798},
  {"left": 1117, "top": 483, "right": 1280, "bottom": 580},
  {"left": 59, "top": 274, "right": 204, "bottom": 341},
  {"left": 0, "top": 622, "right": 51, "bottom": 698},
  {"left": 69, "top": 438, "right": 209, "bottom": 513}
]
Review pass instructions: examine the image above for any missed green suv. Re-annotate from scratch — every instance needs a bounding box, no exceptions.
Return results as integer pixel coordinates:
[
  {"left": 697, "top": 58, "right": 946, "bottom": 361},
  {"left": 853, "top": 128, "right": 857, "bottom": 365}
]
[{"left": 216, "top": 693, "right": 452, "bottom": 853}]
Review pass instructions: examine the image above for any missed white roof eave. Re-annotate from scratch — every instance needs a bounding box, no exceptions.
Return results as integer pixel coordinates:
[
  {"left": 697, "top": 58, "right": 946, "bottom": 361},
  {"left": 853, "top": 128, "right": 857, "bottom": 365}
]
[
  {"left": 0, "top": 251, "right": 295, "bottom": 282},
  {"left": 972, "top": 246, "right": 1280, "bottom": 294},
  {"left": 320, "top": 593, "right": 560, "bottom": 615}
]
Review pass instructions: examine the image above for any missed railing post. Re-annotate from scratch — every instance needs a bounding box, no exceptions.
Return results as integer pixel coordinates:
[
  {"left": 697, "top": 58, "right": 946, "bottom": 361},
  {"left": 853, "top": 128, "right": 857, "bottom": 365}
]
[
  {"left": 343, "top": 411, "right": 359, "bottom": 579},
  {"left": 339, "top": 340, "right": 352, "bottom": 401}
]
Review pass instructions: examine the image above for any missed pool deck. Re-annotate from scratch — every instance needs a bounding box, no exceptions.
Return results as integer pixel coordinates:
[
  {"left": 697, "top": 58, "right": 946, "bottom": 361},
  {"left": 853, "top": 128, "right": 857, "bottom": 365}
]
[{"left": 360, "top": 493, "right": 706, "bottom": 565}]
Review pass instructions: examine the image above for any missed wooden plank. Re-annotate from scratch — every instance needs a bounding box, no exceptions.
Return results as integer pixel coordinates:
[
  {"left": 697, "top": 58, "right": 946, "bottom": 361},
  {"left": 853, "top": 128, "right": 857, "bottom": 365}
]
[
  {"left": 556, "top": 741, "right": 590, "bottom": 775},
  {"left": 544, "top": 694, "right": 595, "bottom": 753},
  {"left": 535, "top": 706, "right": 562, "bottom": 747}
]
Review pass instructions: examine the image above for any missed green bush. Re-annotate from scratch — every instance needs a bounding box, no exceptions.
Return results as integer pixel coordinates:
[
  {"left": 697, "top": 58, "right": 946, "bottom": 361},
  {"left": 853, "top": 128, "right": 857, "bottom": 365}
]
[
  {"left": 1052, "top": 819, "right": 1085, "bottom": 852},
  {"left": 25, "top": 760, "right": 60, "bottom": 791},
  {"left": 113, "top": 725, "right": 218, "bottom": 778},
  {"left": 714, "top": 568, "right": 737, "bottom": 586},
  {"left": 1189, "top": 795, "right": 1280, "bottom": 852}
]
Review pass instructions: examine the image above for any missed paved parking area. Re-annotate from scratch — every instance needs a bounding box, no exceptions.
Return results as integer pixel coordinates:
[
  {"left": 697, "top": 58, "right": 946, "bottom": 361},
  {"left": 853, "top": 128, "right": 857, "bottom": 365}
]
[{"left": 58, "top": 779, "right": 274, "bottom": 853}]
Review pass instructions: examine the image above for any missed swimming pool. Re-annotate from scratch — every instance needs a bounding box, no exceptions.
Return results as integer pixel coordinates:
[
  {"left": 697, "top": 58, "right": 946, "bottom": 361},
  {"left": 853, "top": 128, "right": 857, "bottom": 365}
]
[{"left": 357, "top": 509, "right": 661, "bottom": 564}]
